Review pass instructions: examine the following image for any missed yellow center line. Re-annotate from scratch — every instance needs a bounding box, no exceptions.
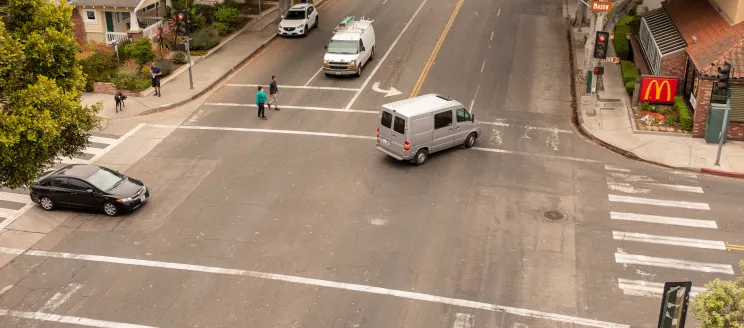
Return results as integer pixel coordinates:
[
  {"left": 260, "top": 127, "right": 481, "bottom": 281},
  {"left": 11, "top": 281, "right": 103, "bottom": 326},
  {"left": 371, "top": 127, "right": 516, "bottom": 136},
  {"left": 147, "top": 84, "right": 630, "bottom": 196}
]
[
  {"left": 409, "top": 0, "right": 466, "bottom": 98},
  {"left": 725, "top": 243, "right": 744, "bottom": 251}
]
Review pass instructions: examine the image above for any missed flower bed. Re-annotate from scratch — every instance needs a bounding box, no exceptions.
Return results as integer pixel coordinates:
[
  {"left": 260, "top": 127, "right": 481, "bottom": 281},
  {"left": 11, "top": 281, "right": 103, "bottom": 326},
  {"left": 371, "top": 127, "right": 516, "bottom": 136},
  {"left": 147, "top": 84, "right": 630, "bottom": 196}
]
[{"left": 633, "top": 101, "right": 690, "bottom": 134}]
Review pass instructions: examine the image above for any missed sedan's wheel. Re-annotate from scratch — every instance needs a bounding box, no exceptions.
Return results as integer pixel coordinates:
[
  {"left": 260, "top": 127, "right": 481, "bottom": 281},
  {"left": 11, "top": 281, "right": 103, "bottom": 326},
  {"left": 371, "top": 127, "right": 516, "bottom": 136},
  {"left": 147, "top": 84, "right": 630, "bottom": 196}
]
[
  {"left": 39, "top": 197, "right": 54, "bottom": 211},
  {"left": 103, "top": 202, "right": 119, "bottom": 217},
  {"left": 413, "top": 149, "right": 428, "bottom": 166},
  {"left": 465, "top": 133, "right": 477, "bottom": 148}
]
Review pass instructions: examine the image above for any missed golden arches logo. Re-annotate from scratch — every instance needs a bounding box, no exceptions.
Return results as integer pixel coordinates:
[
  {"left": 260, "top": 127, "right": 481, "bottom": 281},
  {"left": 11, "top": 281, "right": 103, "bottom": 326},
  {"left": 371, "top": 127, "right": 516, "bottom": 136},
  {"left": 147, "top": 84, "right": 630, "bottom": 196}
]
[{"left": 643, "top": 80, "right": 673, "bottom": 102}]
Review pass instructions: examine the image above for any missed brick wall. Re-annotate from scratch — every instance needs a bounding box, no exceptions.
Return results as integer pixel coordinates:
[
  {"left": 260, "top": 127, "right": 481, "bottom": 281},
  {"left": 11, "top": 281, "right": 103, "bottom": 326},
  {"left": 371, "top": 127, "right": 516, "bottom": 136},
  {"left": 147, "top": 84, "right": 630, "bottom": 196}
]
[
  {"left": 660, "top": 52, "right": 687, "bottom": 80},
  {"left": 93, "top": 82, "right": 143, "bottom": 97},
  {"left": 691, "top": 78, "right": 744, "bottom": 140},
  {"left": 71, "top": 8, "right": 87, "bottom": 44}
]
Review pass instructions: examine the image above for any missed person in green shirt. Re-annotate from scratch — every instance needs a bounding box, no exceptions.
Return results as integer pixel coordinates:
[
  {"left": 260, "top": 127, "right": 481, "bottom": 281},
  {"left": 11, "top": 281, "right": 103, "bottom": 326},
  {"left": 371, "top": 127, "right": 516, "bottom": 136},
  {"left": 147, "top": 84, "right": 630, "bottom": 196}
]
[{"left": 256, "top": 86, "right": 268, "bottom": 120}]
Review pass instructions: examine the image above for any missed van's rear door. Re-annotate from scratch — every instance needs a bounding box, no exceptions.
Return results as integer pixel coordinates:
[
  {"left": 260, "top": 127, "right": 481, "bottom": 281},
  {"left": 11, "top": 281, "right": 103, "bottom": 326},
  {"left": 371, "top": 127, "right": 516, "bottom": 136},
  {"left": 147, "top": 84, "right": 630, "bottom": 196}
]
[
  {"left": 378, "top": 109, "right": 394, "bottom": 151},
  {"left": 389, "top": 114, "right": 407, "bottom": 159}
]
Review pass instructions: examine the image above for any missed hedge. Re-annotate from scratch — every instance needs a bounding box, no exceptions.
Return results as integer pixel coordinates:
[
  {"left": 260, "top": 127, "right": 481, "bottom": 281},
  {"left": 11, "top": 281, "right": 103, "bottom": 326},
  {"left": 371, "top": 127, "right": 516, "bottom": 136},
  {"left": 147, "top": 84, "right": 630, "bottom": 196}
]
[
  {"left": 675, "top": 96, "right": 693, "bottom": 131},
  {"left": 625, "top": 81, "right": 636, "bottom": 96},
  {"left": 613, "top": 30, "right": 629, "bottom": 60},
  {"left": 620, "top": 60, "right": 639, "bottom": 83}
]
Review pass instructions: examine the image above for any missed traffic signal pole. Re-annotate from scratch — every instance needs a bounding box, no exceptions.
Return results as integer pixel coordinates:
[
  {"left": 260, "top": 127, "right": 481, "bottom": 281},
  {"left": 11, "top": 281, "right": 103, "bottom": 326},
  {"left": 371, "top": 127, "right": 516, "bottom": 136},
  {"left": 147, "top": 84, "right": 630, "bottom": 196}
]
[
  {"left": 715, "top": 64, "right": 733, "bottom": 166},
  {"left": 177, "top": 10, "right": 194, "bottom": 90}
]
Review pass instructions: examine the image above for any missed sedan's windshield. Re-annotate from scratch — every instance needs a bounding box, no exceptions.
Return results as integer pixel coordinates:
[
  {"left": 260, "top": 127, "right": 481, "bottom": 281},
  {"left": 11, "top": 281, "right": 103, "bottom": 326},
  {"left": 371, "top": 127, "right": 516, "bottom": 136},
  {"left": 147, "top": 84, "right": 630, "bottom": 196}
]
[
  {"left": 86, "top": 167, "right": 125, "bottom": 191},
  {"left": 327, "top": 40, "right": 359, "bottom": 54},
  {"left": 284, "top": 10, "right": 306, "bottom": 20}
]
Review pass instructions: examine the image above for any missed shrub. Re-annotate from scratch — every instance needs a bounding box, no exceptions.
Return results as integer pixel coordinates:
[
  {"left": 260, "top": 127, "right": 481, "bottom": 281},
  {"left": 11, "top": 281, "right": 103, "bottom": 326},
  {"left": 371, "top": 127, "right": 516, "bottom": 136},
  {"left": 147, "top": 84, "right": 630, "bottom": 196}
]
[
  {"left": 639, "top": 102, "right": 653, "bottom": 112},
  {"left": 620, "top": 60, "right": 640, "bottom": 84},
  {"left": 194, "top": 4, "right": 218, "bottom": 23},
  {"left": 625, "top": 81, "right": 635, "bottom": 95},
  {"left": 78, "top": 41, "right": 118, "bottom": 91},
  {"left": 613, "top": 31, "right": 629, "bottom": 60},
  {"left": 213, "top": 22, "right": 232, "bottom": 36},
  {"left": 191, "top": 26, "right": 220, "bottom": 50},
  {"left": 114, "top": 64, "right": 150, "bottom": 92},
  {"left": 156, "top": 59, "right": 173, "bottom": 76},
  {"left": 120, "top": 38, "right": 155, "bottom": 65},
  {"left": 675, "top": 96, "right": 693, "bottom": 131},
  {"left": 172, "top": 51, "right": 187, "bottom": 64},
  {"left": 215, "top": 7, "right": 240, "bottom": 28}
]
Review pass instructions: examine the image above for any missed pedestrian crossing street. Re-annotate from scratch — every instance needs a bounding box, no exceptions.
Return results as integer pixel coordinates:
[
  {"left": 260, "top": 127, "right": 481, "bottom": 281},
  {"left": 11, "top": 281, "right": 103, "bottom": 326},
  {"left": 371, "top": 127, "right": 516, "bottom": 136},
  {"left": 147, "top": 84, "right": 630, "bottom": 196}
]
[
  {"left": 603, "top": 165, "right": 734, "bottom": 299},
  {"left": 0, "top": 134, "right": 122, "bottom": 229}
]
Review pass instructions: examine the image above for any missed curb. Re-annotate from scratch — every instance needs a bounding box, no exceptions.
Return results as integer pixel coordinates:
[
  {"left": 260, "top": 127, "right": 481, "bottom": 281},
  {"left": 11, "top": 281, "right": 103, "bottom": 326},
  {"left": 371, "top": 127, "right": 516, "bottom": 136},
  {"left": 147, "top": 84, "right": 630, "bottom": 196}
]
[{"left": 565, "top": 23, "right": 744, "bottom": 180}]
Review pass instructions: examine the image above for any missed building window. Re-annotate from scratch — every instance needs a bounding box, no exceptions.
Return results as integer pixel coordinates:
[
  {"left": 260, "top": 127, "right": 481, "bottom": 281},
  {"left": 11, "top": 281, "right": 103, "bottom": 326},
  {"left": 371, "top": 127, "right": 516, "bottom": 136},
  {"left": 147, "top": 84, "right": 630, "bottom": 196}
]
[{"left": 84, "top": 9, "right": 97, "bottom": 24}]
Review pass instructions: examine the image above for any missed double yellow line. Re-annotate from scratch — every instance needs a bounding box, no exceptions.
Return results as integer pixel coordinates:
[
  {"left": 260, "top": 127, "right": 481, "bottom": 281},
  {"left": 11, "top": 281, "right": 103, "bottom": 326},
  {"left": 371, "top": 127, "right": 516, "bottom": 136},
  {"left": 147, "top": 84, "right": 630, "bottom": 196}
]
[
  {"left": 409, "top": 0, "right": 466, "bottom": 98},
  {"left": 726, "top": 243, "right": 744, "bottom": 251}
]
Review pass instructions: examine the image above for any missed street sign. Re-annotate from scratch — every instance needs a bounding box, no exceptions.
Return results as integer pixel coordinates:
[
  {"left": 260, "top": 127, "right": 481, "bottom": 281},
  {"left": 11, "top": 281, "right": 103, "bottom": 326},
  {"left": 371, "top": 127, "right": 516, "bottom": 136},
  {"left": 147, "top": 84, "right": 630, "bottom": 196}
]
[
  {"left": 591, "top": 1, "right": 612, "bottom": 12},
  {"left": 601, "top": 57, "right": 620, "bottom": 63},
  {"left": 639, "top": 76, "right": 679, "bottom": 104},
  {"left": 657, "top": 282, "right": 691, "bottom": 328}
]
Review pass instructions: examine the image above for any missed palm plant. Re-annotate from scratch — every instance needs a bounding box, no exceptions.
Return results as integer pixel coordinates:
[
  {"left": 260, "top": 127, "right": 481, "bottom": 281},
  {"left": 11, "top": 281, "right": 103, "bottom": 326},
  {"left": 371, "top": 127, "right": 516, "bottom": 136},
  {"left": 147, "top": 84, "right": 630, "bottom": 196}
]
[{"left": 152, "top": 24, "right": 173, "bottom": 59}]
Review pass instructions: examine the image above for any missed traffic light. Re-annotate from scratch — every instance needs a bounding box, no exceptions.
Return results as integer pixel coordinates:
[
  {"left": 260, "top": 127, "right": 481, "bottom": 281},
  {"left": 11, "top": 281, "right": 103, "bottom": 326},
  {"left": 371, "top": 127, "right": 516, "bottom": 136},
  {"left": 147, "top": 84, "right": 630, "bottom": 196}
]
[
  {"left": 176, "top": 10, "right": 189, "bottom": 36},
  {"left": 716, "top": 61, "right": 731, "bottom": 93},
  {"left": 593, "top": 31, "right": 610, "bottom": 59}
]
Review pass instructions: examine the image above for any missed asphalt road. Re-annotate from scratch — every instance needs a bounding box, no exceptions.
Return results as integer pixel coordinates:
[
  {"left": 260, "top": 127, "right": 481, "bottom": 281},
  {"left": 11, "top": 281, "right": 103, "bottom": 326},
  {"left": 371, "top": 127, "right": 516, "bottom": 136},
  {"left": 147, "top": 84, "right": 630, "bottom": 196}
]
[{"left": 1, "top": 0, "right": 743, "bottom": 327}]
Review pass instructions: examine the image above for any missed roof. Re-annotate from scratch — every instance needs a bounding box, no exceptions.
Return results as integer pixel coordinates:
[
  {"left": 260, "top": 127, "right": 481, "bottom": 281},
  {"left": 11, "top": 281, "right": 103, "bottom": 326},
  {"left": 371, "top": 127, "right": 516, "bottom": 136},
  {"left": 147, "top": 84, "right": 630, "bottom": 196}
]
[
  {"left": 663, "top": 0, "right": 744, "bottom": 78},
  {"left": 71, "top": 0, "right": 140, "bottom": 7},
  {"left": 382, "top": 94, "right": 461, "bottom": 117},
  {"left": 290, "top": 4, "right": 312, "bottom": 10},
  {"left": 642, "top": 8, "right": 686, "bottom": 55},
  {"left": 53, "top": 164, "right": 101, "bottom": 179},
  {"left": 332, "top": 32, "right": 362, "bottom": 41}
]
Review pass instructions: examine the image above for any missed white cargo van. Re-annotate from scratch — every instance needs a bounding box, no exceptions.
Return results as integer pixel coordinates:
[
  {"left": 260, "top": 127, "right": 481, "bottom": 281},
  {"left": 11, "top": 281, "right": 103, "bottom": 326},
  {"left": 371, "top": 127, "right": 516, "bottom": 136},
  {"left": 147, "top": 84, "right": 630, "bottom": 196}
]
[
  {"left": 376, "top": 94, "right": 482, "bottom": 165},
  {"left": 323, "top": 17, "right": 375, "bottom": 77}
]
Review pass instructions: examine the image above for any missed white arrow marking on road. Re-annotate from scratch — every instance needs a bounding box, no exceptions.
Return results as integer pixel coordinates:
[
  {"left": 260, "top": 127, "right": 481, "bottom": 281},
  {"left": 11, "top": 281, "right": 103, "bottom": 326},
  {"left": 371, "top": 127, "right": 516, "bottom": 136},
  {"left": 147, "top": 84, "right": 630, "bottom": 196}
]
[{"left": 372, "top": 82, "right": 402, "bottom": 97}]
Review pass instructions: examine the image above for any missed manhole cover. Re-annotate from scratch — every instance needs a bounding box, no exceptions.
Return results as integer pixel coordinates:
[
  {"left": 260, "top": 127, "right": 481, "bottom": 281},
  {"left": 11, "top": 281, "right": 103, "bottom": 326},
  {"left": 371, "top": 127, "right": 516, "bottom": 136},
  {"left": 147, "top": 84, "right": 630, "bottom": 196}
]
[{"left": 542, "top": 210, "right": 565, "bottom": 222}]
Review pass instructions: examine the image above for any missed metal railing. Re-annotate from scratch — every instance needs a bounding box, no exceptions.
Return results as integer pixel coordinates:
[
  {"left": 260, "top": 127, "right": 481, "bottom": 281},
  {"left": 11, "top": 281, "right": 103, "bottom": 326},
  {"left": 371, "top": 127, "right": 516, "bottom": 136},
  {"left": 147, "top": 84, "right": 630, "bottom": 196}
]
[
  {"left": 139, "top": 16, "right": 162, "bottom": 27},
  {"left": 105, "top": 32, "right": 129, "bottom": 44}
]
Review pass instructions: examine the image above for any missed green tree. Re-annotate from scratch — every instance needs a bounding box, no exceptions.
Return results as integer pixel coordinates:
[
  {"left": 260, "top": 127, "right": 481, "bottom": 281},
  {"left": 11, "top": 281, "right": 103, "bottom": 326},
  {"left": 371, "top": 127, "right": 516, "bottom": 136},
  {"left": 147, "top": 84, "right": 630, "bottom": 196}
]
[
  {"left": 691, "top": 260, "right": 744, "bottom": 328},
  {"left": 0, "top": 0, "right": 100, "bottom": 189}
]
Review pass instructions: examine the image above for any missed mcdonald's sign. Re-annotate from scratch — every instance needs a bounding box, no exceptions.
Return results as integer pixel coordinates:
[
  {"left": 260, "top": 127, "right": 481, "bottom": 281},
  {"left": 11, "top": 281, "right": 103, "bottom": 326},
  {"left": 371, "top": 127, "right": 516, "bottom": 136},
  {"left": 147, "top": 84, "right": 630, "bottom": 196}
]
[{"left": 640, "top": 77, "right": 678, "bottom": 104}]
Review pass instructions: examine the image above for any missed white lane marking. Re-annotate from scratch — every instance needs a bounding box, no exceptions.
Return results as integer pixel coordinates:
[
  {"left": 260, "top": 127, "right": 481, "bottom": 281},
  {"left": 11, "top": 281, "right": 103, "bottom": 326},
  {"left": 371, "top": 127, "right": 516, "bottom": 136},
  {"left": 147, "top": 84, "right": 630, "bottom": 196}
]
[
  {"left": 150, "top": 124, "right": 376, "bottom": 140},
  {"left": 490, "top": 129, "right": 503, "bottom": 146},
  {"left": 305, "top": 67, "right": 325, "bottom": 86},
  {"left": 0, "top": 247, "right": 628, "bottom": 328},
  {"left": 203, "top": 103, "right": 379, "bottom": 114},
  {"left": 618, "top": 279, "right": 704, "bottom": 298},
  {"left": 608, "top": 194, "right": 710, "bottom": 210},
  {"left": 383, "top": 0, "right": 388, "bottom": 4},
  {"left": 371, "top": 82, "right": 402, "bottom": 97},
  {"left": 645, "top": 183, "right": 704, "bottom": 194},
  {"left": 612, "top": 231, "right": 727, "bottom": 250},
  {"left": 606, "top": 181, "right": 651, "bottom": 194},
  {"left": 82, "top": 147, "right": 104, "bottom": 155},
  {"left": 88, "top": 136, "right": 118, "bottom": 145},
  {"left": 88, "top": 123, "right": 146, "bottom": 164},
  {"left": 480, "top": 59, "right": 487, "bottom": 73},
  {"left": 608, "top": 172, "right": 654, "bottom": 182},
  {"left": 0, "top": 192, "right": 30, "bottom": 204},
  {"left": 0, "top": 285, "right": 12, "bottom": 296},
  {"left": 0, "top": 208, "right": 14, "bottom": 219},
  {"left": 0, "top": 203, "right": 34, "bottom": 230},
  {"left": 39, "top": 283, "right": 83, "bottom": 312},
  {"left": 604, "top": 165, "right": 630, "bottom": 172},
  {"left": 226, "top": 84, "right": 359, "bottom": 92},
  {"left": 490, "top": 31, "right": 494, "bottom": 40},
  {"left": 59, "top": 157, "right": 90, "bottom": 165},
  {"left": 671, "top": 171, "right": 697, "bottom": 178},
  {"left": 497, "top": 8, "right": 501, "bottom": 16},
  {"left": 0, "top": 309, "right": 156, "bottom": 328},
  {"left": 470, "top": 85, "right": 481, "bottom": 113},
  {"left": 472, "top": 147, "right": 599, "bottom": 163},
  {"left": 546, "top": 130, "right": 559, "bottom": 151},
  {"left": 615, "top": 251, "right": 734, "bottom": 274},
  {"left": 454, "top": 313, "right": 475, "bottom": 328},
  {"left": 610, "top": 212, "right": 718, "bottom": 229},
  {"left": 345, "top": 0, "right": 430, "bottom": 109},
  {"left": 480, "top": 121, "right": 573, "bottom": 133}
]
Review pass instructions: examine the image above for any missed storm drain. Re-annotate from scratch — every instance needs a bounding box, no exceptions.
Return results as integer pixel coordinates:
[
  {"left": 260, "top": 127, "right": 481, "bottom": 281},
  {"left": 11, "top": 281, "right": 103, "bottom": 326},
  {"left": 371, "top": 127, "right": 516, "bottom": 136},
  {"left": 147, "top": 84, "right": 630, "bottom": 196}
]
[{"left": 542, "top": 210, "right": 566, "bottom": 222}]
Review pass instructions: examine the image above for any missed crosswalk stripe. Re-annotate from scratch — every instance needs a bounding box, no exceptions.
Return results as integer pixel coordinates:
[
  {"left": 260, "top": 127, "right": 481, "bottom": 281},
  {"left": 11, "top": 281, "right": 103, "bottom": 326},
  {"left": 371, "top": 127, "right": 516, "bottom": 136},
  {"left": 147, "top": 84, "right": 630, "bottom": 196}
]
[
  {"left": 609, "top": 194, "right": 710, "bottom": 210},
  {"left": 618, "top": 279, "right": 704, "bottom": 298},
  {"left": 0, "top": 192, "right": 30, "bottom": 204},
  {"left": 606, "top": 181, "right": 651, "bottom": 194},
  {"left": 615, "top": 252, "right": 734, "bottom": 274},
  {"left": 608, "top": 172, "right": 655, "bottom": 182},
  {"left": 645, "top": 183, "right": 704, "bottom": 194},
  {"left": 88, "top": 136, "right": 118, "bottom": 145},
  {"left": 58, "top": 157, "right": 89, "bottom": 165},
  {"left": 610, "top": 212, "right": 718, "bottom": 229},
  {"left": 0, "top": 208, "right": 14, "bottom": 219},
  {"left": 454, "top": 313, "right": 475, "bottom": 328},
  {"left": 82, "top": 147, "right": 104, "bottom": 155},
  {"left": 604, "top": 165, "right": 630, "bottom": 172},
  {"left": 671, "top": 171, "right": 697, "bottom": 178},
  {"left": 612, "top": 231, "right": 726, "bottom": 250}
]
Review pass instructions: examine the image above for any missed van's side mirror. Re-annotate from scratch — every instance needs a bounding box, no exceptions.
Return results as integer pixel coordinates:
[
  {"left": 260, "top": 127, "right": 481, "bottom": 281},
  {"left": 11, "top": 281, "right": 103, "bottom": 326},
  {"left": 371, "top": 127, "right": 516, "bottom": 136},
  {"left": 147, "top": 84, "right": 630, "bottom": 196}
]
[
  {"left": 281, "top": 15, "right": 285, "bottom": 19},
  {"left": 324, "top": 45, "right": 328, "bottom": 50},
  {"left": 471, "top": 114, "right": 475, "bottom": 122}
]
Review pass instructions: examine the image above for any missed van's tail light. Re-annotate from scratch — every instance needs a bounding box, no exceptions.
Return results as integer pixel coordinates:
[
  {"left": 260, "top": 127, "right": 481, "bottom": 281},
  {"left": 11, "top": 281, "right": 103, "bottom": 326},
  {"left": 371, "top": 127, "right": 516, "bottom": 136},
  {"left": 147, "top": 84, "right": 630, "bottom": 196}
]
[
  {"left": 404, "top": 141, "right": 411, "bottom": 151},
  {"left": 376, "top": 128, "right": 379, "bottom": 138}
]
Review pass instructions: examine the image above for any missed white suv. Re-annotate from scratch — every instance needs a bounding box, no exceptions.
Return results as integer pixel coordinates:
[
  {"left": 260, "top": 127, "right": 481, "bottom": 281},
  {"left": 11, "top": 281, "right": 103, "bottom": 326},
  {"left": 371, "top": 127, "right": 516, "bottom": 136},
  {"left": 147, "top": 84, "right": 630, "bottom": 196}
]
[{"left": 278, "top": 4, "right": 318, "bottom": 37}]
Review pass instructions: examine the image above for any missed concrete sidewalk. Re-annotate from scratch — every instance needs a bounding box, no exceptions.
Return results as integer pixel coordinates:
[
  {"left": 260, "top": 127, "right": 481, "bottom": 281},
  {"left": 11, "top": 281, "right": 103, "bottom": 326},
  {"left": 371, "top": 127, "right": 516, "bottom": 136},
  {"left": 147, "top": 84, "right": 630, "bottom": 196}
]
[
  {"left": 570, "top": 28, "right": 744, "bottom": 177},
  {"left": 83, "top": 5, "right": 281, "bottom": 120}
]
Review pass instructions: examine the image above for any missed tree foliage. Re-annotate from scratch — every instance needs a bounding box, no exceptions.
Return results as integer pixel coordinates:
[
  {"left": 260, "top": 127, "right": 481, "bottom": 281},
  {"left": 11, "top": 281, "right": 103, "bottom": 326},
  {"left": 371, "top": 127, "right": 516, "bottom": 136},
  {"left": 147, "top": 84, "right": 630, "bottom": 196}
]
[
  {"left": 691, "top": 260, "right": 744, "bottom": 328},
  {"left": 0, "top": 0, "right": 100, "bottom": 189}
]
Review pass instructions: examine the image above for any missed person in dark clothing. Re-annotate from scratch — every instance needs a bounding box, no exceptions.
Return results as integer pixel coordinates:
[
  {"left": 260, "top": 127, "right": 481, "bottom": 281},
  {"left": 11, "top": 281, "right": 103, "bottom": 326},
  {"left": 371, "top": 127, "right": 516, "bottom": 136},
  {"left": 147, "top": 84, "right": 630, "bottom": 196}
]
[
  {"left": 256, "top": 86, "right": 268, "bottom": 120},
  {"left": 268, "top": 75, "right": 279, "bottom": 110},
  {"left": 150, "top": 62, "right": 162, "bottom": 97}
]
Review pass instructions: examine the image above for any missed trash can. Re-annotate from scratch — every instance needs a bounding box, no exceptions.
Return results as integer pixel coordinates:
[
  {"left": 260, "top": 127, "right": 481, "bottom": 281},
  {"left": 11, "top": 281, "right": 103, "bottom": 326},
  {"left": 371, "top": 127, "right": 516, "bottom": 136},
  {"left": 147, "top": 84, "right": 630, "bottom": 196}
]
[{"left": 704, "top": 103, "right": 731, "bottom": 144}]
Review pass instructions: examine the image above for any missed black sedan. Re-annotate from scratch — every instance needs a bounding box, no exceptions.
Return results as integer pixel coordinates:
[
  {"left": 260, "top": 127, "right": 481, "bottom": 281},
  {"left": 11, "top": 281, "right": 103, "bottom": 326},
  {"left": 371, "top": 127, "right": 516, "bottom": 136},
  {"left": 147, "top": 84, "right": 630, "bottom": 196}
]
[{"left": 30, "top": 164, "right": 149, "bottom": 217}]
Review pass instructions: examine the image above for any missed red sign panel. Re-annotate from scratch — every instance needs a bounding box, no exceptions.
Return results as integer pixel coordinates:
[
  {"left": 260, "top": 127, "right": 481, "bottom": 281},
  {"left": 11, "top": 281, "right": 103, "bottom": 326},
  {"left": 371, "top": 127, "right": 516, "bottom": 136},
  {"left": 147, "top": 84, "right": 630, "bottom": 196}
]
[{"left": 640, "top": 76, "right": 678, "bottom": 104}]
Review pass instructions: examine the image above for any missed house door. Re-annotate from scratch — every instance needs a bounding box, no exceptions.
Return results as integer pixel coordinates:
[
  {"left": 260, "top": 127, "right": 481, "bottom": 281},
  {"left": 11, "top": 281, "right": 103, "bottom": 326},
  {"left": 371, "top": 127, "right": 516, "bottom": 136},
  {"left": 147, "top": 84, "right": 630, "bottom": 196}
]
[{"left": 105, "top": 12, "right": 114, "bottom": 32}]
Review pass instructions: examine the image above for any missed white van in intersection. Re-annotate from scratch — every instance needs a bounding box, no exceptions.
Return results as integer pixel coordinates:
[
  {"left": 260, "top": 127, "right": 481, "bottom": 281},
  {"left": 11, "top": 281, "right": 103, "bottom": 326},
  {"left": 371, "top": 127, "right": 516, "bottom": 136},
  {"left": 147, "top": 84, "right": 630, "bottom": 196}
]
[
  {"left": 323, "top": 17, "right": 375, "bottom": 77},
  {"left": 376, "top": 94, "right": 481, "bottom": 165}
]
